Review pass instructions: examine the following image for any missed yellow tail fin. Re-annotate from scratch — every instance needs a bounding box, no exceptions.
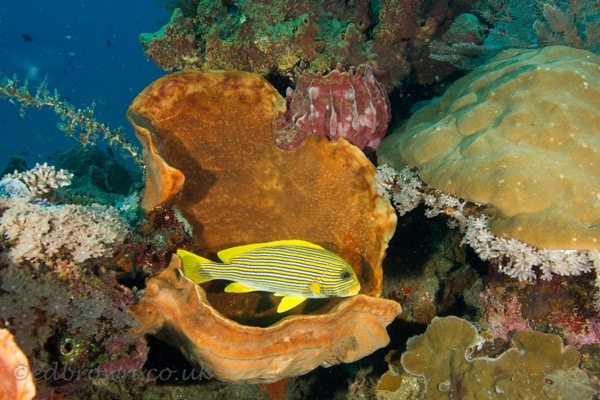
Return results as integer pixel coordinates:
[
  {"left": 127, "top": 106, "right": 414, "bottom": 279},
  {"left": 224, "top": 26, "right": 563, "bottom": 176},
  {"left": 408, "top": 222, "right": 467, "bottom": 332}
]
[{"left": 176, "top": 249, "right": 214, "bottom": 284}]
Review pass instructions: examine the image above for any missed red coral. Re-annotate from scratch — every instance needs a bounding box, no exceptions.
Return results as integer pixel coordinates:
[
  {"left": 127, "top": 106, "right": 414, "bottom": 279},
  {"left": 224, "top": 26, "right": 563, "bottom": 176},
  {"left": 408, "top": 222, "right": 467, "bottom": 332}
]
[{"left": 272, "top": 64, "right": 391, "bottom": 151}]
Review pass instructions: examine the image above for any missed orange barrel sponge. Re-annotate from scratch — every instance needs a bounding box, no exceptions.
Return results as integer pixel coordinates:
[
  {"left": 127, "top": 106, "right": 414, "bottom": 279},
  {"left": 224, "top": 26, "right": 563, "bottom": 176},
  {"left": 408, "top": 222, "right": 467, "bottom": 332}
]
[
  {"left": 130, "top": 256, "right": 401, "bottom": 383},
  {"left": 127, "top": 70, "right": 400, "bottom": 382},
  {"left": 378, "top": 46, "right": 600, "bottom": 250},
  {"left": 127, "top": 70, "right": 396, "bottom": 297}
]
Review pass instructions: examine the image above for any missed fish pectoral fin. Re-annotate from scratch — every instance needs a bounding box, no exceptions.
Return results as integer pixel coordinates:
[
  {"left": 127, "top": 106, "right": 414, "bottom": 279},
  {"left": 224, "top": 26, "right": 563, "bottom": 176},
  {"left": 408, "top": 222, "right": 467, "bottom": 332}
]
[
  {"left": 224, "top": 282, "right": 256, "bottom": 293},
  {"left": 277, "top": 295, "right": 307, "bottom": 313},
  {"left": 309, "top": 282, "right": 323, "bottom": 296}
]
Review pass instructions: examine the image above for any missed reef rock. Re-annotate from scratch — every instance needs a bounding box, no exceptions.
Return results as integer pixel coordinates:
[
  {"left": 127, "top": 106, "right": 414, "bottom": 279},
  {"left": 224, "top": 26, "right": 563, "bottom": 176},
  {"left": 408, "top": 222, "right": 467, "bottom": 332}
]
[
  {"left": 378, "top": 46, "right": 600, "bottom": 250},
  {"left": 140, "top": 1, "right": 460, "bottom": 90},
  {"left": 130, "top": 256, "right": 401, "bottom": 383},
  {"left": 272, "top": 64, "right": 391, "bottom": 151}
]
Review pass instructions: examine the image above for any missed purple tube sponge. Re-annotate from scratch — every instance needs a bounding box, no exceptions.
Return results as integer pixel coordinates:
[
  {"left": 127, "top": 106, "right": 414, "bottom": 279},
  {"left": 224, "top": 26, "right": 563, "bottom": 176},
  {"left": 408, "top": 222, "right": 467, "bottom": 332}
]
[{"left": 272, "top": 64, "right": 391, "bottom": 151}]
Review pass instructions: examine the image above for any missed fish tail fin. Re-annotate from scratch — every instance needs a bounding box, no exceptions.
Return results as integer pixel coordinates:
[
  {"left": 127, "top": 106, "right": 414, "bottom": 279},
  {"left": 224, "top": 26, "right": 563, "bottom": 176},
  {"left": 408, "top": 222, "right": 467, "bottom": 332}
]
[{"left": 176, "top": 249, "right": 214, "bottom": 284}]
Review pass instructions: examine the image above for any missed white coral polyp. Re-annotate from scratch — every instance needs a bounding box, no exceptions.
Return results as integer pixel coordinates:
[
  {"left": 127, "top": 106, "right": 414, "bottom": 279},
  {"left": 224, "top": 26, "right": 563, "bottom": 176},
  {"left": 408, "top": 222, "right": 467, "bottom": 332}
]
[{"left": 0, "top": 196, "right": 128, "bottom": 265}]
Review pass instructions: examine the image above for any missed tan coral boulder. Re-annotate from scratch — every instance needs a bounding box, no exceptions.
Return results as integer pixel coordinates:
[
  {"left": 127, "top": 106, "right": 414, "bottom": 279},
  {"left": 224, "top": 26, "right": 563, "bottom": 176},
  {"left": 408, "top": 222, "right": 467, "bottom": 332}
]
[
  {"left": 130, "top": 256, "right": 401, "bottom": 383},
  {"left": 378, "top": 46, "right": 600, "bottom": 250}
]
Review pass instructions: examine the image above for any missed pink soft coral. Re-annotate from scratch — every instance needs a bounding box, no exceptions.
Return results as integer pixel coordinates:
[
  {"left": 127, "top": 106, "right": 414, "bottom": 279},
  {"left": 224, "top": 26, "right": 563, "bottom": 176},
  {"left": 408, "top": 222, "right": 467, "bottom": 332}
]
[{"left": 272, "top": 64, "right": 391, "bottom": 151}]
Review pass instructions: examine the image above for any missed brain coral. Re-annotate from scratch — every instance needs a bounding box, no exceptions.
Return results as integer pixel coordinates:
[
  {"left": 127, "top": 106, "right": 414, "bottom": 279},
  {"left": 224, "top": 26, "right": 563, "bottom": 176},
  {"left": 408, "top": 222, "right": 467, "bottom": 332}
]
[{"left": 378, "top": 46, "right": 600, "bottom": 250}]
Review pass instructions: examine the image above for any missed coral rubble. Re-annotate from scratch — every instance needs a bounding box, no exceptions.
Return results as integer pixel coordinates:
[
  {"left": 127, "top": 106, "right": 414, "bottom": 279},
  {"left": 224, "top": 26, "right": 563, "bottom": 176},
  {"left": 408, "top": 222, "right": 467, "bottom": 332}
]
[{"left": 131, "top": 255, "right": 401, "bottom": 383}]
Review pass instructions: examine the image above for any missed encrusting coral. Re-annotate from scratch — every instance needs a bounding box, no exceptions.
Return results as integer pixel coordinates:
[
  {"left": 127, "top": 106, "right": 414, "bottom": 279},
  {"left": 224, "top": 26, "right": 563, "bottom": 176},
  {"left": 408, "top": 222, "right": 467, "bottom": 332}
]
[
  {"left": 127, "top": 69, "right": 400, "bottom": 382},
  {"left": 391, "top": 316, "right": 600, "bottom": 399},
  {"left": 130, "top": 255, "right": 401, "bottom": 383}
]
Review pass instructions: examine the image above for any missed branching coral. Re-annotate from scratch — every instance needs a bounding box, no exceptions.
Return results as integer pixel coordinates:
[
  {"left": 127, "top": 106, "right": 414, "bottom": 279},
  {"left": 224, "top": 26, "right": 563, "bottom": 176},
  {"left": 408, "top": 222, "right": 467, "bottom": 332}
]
[
  {"left": 0, "top": 162, "right": 130, "bottom": 266},
  {"left": 476, "top": 0, "right": 600, "bottom": 52},
  {"left": 0, "top": 162, "right": 73, "bottom": 197}
]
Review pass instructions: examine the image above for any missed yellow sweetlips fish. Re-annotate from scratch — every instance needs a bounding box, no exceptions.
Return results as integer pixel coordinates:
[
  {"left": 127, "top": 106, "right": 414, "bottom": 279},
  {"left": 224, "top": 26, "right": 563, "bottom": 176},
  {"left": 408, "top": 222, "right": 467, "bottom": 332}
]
[{"left": 177, "top": 239, "right": 361, "bottom": 313}]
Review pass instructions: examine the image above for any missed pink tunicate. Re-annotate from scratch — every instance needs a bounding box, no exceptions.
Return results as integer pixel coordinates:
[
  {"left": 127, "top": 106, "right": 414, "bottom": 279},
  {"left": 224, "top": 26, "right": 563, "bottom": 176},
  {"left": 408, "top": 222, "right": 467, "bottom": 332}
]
[{"left": 272, "top": 64, "right": 391, "bottom": 151}]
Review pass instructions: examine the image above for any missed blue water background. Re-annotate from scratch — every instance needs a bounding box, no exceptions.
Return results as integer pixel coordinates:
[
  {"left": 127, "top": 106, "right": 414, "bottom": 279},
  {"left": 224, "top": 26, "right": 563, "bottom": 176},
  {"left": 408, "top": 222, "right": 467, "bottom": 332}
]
[{"left": 0, "top": 1, "right": 171, "bottom": 170}]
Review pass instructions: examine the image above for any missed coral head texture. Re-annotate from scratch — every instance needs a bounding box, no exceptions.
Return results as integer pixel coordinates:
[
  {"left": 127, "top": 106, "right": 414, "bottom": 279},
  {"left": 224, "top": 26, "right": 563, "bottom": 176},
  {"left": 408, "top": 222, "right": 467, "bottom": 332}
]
[{"left": 272, "top": 64, "right": 391, "bottom": 151}]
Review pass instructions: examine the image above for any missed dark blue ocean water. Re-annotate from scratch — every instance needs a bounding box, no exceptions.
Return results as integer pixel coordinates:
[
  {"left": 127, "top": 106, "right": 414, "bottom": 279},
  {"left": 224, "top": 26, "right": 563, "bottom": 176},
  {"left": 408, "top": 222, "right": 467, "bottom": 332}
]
[{"left": 0, "top": 1, "right": 171, "bottom": 170}]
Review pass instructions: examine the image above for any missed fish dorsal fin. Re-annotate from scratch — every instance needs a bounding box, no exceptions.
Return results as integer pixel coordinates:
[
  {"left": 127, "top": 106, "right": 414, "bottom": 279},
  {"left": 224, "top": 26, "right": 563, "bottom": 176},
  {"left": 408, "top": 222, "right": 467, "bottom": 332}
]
[
  {"left": 217, "top": 239, "right": 327, "bottom": 263},
  {"left": 277, "top": 295, "right": 307, "bottom": 313},
  {"left": 176, "top": 249, "right": 214, "bottom": 284},
  {"left": 224, "top": 282, "right": 257, "bottom": 293}
]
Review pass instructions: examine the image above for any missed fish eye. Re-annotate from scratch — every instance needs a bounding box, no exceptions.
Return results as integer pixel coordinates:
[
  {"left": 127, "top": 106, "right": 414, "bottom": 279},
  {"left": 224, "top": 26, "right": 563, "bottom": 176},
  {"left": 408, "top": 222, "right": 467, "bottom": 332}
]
[{"left": 341, "top": 271, "right": 351, "bottom": 279}]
